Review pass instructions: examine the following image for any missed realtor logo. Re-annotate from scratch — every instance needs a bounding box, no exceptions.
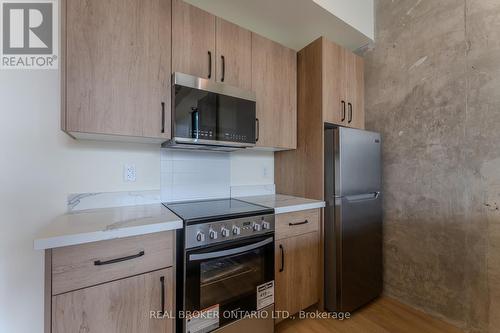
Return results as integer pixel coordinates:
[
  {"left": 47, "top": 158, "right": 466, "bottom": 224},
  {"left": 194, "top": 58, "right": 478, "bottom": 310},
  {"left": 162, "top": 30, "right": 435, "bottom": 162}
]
[{"left": 1, "top": 0, "right": 58, "bottom": 69}]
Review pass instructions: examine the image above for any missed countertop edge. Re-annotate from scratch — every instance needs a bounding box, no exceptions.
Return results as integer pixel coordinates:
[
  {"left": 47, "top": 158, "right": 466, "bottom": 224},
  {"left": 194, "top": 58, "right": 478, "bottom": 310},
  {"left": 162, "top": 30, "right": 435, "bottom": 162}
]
[
  {"left": 274, "top": 201, "right": 326, "bottom": 214},
  {"left": 34, "top": 219, "right": 183, "bottom": 250}
]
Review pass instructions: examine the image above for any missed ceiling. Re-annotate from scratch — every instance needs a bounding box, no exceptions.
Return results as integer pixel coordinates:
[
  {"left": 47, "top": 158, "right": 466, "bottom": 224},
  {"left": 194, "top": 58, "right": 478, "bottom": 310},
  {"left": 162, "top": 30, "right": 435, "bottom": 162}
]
[{"left": 184, "top": 0, "right": 373, "bottom": 51}]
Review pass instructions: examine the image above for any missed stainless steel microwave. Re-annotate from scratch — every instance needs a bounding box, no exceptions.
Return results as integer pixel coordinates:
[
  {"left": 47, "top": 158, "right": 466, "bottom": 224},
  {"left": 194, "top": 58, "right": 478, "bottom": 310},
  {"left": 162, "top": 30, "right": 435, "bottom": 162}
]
[{"left": 162, "top": 72, "right": 257, "bottom": 151}]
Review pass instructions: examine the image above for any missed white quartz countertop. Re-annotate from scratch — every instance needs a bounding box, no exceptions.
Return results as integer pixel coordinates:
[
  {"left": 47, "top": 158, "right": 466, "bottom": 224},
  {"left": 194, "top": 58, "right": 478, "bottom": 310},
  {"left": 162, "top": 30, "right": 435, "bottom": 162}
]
[
  {"left": 238, "top": 194, "right": 325, "bottom": 214},
  {"left": 34, "top": 204, "right": 183, "bottom": 250}
]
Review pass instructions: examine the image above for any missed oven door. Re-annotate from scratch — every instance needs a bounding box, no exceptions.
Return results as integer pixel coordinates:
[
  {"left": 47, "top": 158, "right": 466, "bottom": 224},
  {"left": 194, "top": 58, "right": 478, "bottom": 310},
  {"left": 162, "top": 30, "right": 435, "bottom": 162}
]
[{"left": 185, "top": 235, "right": 274, "bottom": 332}]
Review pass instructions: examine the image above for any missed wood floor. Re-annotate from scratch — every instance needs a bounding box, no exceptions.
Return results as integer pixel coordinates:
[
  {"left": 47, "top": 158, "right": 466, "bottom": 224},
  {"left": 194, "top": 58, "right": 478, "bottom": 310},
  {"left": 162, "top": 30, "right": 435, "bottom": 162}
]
[{"left": 276, "top": 297, "right": 463, "bottom": 333}]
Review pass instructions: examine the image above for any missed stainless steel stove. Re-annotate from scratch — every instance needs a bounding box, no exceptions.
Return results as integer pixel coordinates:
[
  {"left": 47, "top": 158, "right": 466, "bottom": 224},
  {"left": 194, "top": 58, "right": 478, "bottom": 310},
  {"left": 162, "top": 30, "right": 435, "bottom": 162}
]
[{"left": 164, "top": 198, "right": 275, "bottom": 333}]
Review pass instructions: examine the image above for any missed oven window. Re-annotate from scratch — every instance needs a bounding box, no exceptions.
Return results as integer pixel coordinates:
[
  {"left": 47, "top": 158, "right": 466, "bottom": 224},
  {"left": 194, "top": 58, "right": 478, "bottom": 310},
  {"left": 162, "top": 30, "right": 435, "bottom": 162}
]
[{"left": 199, "top": 249, "right": 264, "bottom": 309}]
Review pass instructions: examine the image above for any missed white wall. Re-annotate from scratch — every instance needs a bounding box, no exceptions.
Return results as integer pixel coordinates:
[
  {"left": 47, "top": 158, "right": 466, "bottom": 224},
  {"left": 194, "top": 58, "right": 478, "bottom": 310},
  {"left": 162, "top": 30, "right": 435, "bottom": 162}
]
[
  {"left": 313, "top": 0, "right": 374, "bottom": 40},
  {"left": 0, "top": 70, "right": 161, "bottom": 332}
]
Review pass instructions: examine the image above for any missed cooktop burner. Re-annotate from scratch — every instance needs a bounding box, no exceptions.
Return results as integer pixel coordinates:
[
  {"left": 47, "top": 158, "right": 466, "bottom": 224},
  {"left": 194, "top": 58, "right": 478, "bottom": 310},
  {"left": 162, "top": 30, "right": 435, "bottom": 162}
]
[{"left": 164, "top": 198, "right": 273, "bottom": 224}]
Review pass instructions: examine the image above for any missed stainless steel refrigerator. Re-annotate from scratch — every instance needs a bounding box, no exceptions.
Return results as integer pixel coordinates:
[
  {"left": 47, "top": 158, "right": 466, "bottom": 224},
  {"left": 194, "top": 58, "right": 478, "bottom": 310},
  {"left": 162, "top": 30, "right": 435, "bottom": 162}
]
[{"left": 324, "top": 126, "right": 383, "bottom": 313}]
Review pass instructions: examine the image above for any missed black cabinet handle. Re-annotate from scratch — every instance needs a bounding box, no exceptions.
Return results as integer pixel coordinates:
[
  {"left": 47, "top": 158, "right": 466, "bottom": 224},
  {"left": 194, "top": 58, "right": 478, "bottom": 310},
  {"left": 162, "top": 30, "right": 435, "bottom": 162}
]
[
  {"left": 341, "top": 100, "right": 346, "bottom": 122},
  {"left": 279, "top": 244, "right": 285, "bottom": 272},
  {"left": 160, "top": 276, "right": 165, "bottom": 315},
  {"left": 161, "top": 102, "right": 165, "bottom": 133},
  {"left": 289, "top": 219, "right": 309, "bottom": 226},
  {"left": 221, "top": 55, "right": 225, "bottom": 82},
  {"left": 255, "top": 118, "right": 260, "bottom": 142},
  {"left": 94, "top": 251, "right": 145, "bottom": 266},
  {"left": 348, "top": 102, "right": 353, "bottom": 124},
  {"left": 208, "top": 51, "right": 212, "bottom": 79}
]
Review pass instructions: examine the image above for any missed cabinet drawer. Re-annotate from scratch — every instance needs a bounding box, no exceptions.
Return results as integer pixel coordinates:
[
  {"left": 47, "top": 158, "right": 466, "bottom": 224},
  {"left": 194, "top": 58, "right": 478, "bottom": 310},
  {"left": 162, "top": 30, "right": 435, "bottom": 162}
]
[
  {"left": 275, "top": 209, "right": 320, "bottom": 240},
  {"left": 52, "top": 231, "right": 174, "bottom": 295}
]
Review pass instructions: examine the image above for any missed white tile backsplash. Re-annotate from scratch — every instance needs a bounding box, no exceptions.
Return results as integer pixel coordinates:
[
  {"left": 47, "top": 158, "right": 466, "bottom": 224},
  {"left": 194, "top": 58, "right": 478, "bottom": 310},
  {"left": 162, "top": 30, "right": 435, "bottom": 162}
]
[
  {"left": 230, "top": 184, "right": 276, "bottom": 197},
  {"left": 161, "top": 149, "right": 231, "bottom": 202},
  {"left": 160, "top": 149, "right": 276, "bottom": 202}
]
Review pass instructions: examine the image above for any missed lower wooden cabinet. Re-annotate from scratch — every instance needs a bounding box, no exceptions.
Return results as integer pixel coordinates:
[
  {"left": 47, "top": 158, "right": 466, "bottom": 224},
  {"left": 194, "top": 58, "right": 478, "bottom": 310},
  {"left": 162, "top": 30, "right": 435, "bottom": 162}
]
[
  {"left": 52, "top": 267, "right": 173, "bottom": 333},
  {"left": 275, "top": 231, "right": 320, "bottom": 319},
  {"left": 46, "top": 231, "right": 175, "bottom": 333}
]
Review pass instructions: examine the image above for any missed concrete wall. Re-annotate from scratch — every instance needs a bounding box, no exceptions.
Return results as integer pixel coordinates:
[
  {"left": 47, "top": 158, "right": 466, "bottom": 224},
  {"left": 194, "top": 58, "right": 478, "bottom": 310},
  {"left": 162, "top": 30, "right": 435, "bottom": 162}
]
[{"left": 364, "top": 0, "right": 500, "bottom": 332}]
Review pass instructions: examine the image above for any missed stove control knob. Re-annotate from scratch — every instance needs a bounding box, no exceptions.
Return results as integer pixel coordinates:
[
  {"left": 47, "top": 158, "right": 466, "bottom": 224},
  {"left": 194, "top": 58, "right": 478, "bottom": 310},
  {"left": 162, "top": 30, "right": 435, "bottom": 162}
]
[
  {"left": 262, "top": 221, "right": 271, "bottom": 230},
  {"left": 252, "top": 223, "right": 262, "bottom": 232},
  {"left": 232, "top": 226, "right": 241, "bottom": 235},
  {"left": 196, "top": 231, "right": 206, "bottom": 242},
  {"left": 221, "top": 227, "right": 230, "bottom": 237},
  {"left": 209, "top": 229, "right": 218, "bottom": 240}
]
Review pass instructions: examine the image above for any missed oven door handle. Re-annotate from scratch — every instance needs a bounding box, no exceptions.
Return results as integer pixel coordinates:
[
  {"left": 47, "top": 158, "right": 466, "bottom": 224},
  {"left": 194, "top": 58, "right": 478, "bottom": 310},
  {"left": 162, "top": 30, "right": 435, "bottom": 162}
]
[{"left": 189, "top": 237, "right": 273, "bottom": 261}]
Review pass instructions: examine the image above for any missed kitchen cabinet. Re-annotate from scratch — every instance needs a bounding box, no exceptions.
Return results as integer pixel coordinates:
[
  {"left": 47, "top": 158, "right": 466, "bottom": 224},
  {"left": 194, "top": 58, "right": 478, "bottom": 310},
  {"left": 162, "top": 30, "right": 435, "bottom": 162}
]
[
  {"left": 52, "top": 268, "right": 173, "bottom": 333},
  {"left": 172, "top": 0, "right": 216, "bottom": 80},
  {"left": 62, "top": 0, "right": 172, "bottom": 142},
  {"left": 274, "top": 209, "right": 320, "bottom": 320},
  {"left": 323, "top": 38, "right": 365, "bottom": 129},
  {"left": 275, "top": 38, "right": 365, "bottom": 309},
  {"left": 252, "top": 33, "right": 297, "bottom": 150},
  {"left": 46, "top": 231, "right": 175, "bottom": 333},
  {"left": 172, "top": 1, "right": 252, "bottom": 90},
  {"left": 215, "top": 18, "right": 252, "bottom": 90},
  {"left": 345, "top": 50, "right": 365, "bottom": 129}
]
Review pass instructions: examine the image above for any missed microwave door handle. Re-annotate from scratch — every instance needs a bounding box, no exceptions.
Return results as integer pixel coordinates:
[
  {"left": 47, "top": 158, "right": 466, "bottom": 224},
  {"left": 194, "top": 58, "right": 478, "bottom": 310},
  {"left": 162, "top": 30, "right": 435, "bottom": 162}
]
[
  {"left": 189, "top": 237, "right": 273, "bottom": 261},
  {"left": 191, "top": 107, "right": 199, "bottom": 139}
]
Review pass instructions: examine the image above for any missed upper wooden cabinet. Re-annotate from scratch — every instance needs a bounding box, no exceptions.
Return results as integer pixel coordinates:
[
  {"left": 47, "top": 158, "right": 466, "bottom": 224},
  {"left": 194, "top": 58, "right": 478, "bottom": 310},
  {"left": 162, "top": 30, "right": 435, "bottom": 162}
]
[
  {"left": 172, "top": 0, "right": 216, "bottom": 80},
  {"left": 215, "top": 18, "right": 252, "bottom": 90},
  {"left": 322, "top": 38, "right": 365, "bottom": 129},
  {"left": 252, "top": 33, "right": 297, "bottom": 150},
  {"left": 62, "top": 0, "right": 297, "bottom": 147},
  {"left": 63, "top": 0, "right": 172, "bottom": 142},
  {"left": 172, "top": 1, "right": 252, "bottom": 90},
  {"left": 345, "top": 50, "right": 365, "bottom": 129}
]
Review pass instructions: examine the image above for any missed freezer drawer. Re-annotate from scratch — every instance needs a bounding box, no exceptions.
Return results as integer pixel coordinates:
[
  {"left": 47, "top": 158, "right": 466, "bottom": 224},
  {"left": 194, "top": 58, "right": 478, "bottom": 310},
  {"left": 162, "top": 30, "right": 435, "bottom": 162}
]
[
  {"left": 324, "top": 193, "right": 383, "bottom": 313},
  {"left": 338, "top": 193, "right": 383, "bottom": 312}
]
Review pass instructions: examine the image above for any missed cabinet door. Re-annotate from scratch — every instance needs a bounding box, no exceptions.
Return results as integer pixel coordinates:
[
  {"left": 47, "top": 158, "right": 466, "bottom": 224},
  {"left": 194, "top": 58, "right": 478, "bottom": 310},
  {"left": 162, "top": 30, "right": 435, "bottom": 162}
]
[
  {"left": 323, "top": 39, "right": 347, "bottom": 126},
  {"left": 65, "top": 0, "right": 171, "bottom": 139},
  {"left": 345, "top": 50, "right": 365, "bottom": 129},
  {"left": 215, "top": 18, "right": 252, "bottom": 90},
  {"left": 275, "top": 232, "right": 319, "bottom": 318},
  {"left": 252, "top": 33, "right": 297, "bottom": 150},
  {"left": 52, "top": 268, "right": 173, "bottom": 333},
  {"left": 172, "top": 0, "right": 216, "bottom": 80}
]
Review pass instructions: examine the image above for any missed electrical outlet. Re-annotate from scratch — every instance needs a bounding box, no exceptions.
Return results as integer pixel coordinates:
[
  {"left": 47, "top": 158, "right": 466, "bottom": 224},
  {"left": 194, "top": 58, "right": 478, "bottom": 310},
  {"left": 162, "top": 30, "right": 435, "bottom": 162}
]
[{"left": 123, "top": 164, "right": 137, "bottom": 182}]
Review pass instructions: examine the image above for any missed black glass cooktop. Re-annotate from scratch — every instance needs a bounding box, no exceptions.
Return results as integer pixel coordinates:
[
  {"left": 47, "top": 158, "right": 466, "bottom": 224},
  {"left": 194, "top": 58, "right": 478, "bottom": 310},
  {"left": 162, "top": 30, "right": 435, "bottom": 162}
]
[{"left": 164, "top": 198, "right": 273, "bottom": 224}]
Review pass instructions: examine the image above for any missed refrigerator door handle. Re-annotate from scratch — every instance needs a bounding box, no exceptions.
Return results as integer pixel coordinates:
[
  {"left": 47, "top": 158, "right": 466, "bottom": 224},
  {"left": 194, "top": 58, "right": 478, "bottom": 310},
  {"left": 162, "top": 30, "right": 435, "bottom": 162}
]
[{"left": 345, "top": 192, "right": 380, "bottom": 202}]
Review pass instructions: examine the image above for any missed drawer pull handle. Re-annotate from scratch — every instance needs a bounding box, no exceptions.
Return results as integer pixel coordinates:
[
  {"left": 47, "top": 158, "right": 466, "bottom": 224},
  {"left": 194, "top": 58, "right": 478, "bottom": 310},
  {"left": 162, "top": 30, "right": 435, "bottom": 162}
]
[
  {"left": 289, "top": 219, "right": 309, "bottom": 226},
  {"left": 94, "top": 251, "right": 145, "bottom": 266}
]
